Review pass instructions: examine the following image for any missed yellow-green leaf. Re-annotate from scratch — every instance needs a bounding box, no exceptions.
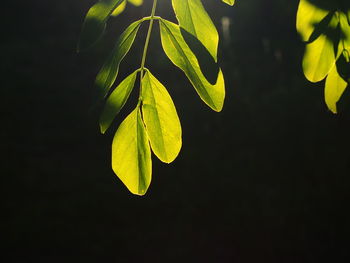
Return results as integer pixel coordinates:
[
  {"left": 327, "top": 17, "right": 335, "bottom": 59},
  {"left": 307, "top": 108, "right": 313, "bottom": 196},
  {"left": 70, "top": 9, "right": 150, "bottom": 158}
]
[
  {"left": 159, "top": 19, "right": 225, "bottom": 112},
  {"left": 128, "top": 0, "right": 143, "bottom": 6},
  {"left": 222, "top": 0, "right": 235, "bottom": 6},
  {"left": 141, "top": 70, "right": 182, "bottom": 163},
  {"left": 296, "top": 0, "right": 329, "bottom": 42},
  {"left": 95, "top": 20, "right": 142, "bottom": 99},
  {"left": 325, "top": 65, "right": 348, "bottom": 114},
  {"left": 172, "top": 0, "right": 219, "bottom": 62},
  {"left": 100, "top": 70, "right": 138, "bottom": 134},
  {"left": 111, "top": 0, "right": 127, "bottom": 16},
  {"left": 112, "top": 108, "right": 152, "bottom": 195},
  {"left": 78, "top": 0, "right": 124, "bottom": 52},
  {"left": 340, "top": 12, "right": 350, "bottom": 50},
  {"left": 302, "top": 33, "right": 336, "bottom": 82}
]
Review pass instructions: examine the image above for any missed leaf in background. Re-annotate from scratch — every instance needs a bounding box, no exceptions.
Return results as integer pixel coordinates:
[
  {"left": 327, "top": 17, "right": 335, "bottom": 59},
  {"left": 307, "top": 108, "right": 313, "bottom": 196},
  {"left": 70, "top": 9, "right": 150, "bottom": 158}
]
[
  {"left": 78, "top": 0, "right": 124, "bottom": 52},
  {"left": 100, "top": 70, "right": 138, "bottom": 134},
  {"left": 296, "top": 0, "right": 329, "bottom": 42},
  {"left": 325, "top": 65, "right": 348, "bottom": 113},
  {"left": 112, "top": 108, "right": 152, "bottom": 195},
  {"left": 303, "top": 33, "right": 335, "bottom": 82},
  {"left": 111, "top": 0, "right": 127, "bottom": 17},
  {"left": 95, "top": 20, "right": 142, "bottom": 99},
  {"left": 222, "top": 0, "right": 235, "bottom": 6},
  {"left": 128, "top": 0, "right": 143, "bottom": 6},
  {"left": 172, "top": 0, "right": 219, "bottom": 62},
  {"left": 141, "top": 70, "right": 182, "bottom": 163},
  {"left": 159, "top": 19, "right": 225, "bottom": 112}
]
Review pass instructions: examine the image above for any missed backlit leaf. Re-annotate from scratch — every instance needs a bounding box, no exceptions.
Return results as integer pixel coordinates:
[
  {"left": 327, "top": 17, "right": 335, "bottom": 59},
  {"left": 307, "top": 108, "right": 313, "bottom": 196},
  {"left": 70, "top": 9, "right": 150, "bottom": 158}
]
[
  {"left": 159, "top": 19, "right": 225, "bottom": 112},
  {"left": 128, "top": 0, "right": 143, "bottom": 6},
  {"left": 222, "top": 0, "right": 235, "bottom": 6},
  {"left": 340, "top": 12, "right": 350, "bottom": 50},
  {"left": 100, "top": 70, "right": 138, "bottom": 134},
  {"left": 95, "top": 19, "right": 142, "bottom": 99},
  {"left": 325, "top": 65, "right": 348, "bottom": 113},
  {"left": 141, "top": 70, "right": 182, "bottom": 163},
  {"left": 78, "top": 0, "right": 124, "bottom": 52},
  {"left": 112, "top": 108, "right": 152, "bottom": 195},
  {"left": 302, "top": 33, "right": 336, "bottom": 82},
  {"left": 172, "top": 0, "right": 219, "bottom": 62},
  {"left": 296, "top": 0, "right": 329, "bottom": 42},
  {"left": 111, "top": 0, "right": 127, "bottom": 17}
]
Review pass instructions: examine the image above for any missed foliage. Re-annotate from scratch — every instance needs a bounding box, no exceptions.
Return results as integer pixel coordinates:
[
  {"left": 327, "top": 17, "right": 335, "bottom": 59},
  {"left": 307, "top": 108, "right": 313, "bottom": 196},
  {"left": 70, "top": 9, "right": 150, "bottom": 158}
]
[
  {"left": 78, "top": 0, "right": 233, "bottom": 195},
  {"left": 297, "top": 0, "right": 350, "bottom": 113}
]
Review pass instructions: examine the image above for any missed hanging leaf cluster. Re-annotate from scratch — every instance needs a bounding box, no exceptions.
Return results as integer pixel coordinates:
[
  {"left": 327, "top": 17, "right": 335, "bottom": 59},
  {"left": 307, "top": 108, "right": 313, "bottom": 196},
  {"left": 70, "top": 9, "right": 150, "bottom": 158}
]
[
  {"left": 78, "top": 0, "right": 234, "bottom": 195},
  {"left": 297, "top": 0, "right": 350, "bottom": 113}
]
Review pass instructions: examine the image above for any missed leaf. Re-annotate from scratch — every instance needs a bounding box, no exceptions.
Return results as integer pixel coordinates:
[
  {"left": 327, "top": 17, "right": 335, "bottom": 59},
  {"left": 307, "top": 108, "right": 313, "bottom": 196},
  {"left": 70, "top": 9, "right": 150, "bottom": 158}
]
[
  {"left": 325, "top": 65, "right": 348, "bottom": 114},
  {"left": 172, "top": 0, "right": 219, "bottom": 62},
  {"left": 95, "top": 19, "right": 142, "bottom": 99},
  {"left": 100, "top": 70, "right": 138, "bottom": 134},
  {"left": 112, "top": 107, "right": 152, "bottom": 195},
  {"left": 78, "top": 0, "right": 124, "bottom": 52},
  {"left": 141, "top": 70, "right": 182, "bottom": 163},
  {"left": 128, "top": 0, "right": 143, "bottom": 6},
  {"left": 111, "top": 0, "right": 127, "bottom": 17},
  {"left": 302, "top": 33, "right": 336, "bottom": 82},
  {"left": 222, "top": 0, "right": 235, "bottom": 6},
  {"left": 296, "top": 0, "right": 329, "bottom": 42},
  {"left": 340, "top": 12, "right": 350, "bottom": 50},
  {"left": 159, "top": 18, "right": 225, "bottom": 112}
]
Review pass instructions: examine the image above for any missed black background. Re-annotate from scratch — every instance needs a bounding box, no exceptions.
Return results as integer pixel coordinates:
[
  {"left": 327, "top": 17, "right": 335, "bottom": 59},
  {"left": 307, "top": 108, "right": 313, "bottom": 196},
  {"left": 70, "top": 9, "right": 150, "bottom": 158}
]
[{"left": 2, "top": 0, "right": 350, "bottom": 262}]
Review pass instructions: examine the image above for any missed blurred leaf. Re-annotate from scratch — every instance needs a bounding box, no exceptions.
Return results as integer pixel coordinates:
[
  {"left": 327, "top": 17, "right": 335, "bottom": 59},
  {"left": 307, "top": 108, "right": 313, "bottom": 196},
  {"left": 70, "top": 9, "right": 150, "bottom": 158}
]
[
  {"left": 172, "top": 0, "right": 219, "bottom": 62},
  {"left": 112, "top": 108, "right": 152, "bottom": 195},
  {"left": 222, "top": 0, "right": 235, "bottom": 6},
  {"left": 340, "top": 12, "right": 350, "bottom": 49},
  {"left": 95, "top": 19, "right": 142, "bottom": 99},
  {"left": 111, "top": 0, "right": 127, "bottom": 17},
  {"left": 78, "top": 0, "right": 124, "bottom": 52},
  {"left": 100, "top": 70, "right": 138, "bottom": 134},
  {"left": 325, "top": 65, "right": 348, "bottom": 113},
  {"left": 296, "top": 0, "right": 329, "bottom": 42},
  {"left": 159, "top": 19, "right": 225, "bottom": 112},
  {"left": 141, "top": 70, "right": 182, "bottom": 163},
  {"left": 128, "top": 0, "right": 143, "bottom": 6}
]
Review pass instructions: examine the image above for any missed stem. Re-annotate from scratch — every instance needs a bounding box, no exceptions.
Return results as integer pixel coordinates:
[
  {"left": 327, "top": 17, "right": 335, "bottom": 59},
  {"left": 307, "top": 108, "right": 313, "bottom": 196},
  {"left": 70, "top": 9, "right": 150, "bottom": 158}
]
[{"left": 139, "top": 0, "right": 158, "bottom": 98}]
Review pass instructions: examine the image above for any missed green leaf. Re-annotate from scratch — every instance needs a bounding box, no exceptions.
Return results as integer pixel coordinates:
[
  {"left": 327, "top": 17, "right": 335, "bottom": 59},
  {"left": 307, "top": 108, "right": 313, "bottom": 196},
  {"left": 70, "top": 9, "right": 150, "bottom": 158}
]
[
  {"left": 222, "top": 0, "right": 235, "bottom": 6},
  {"left": 128, "top": 0, "right": 143, "bottom": 6},
  {"left": 340, "top": 12, "right": 350, "bottom": 50},
  {"left": 296, "top": 0, "right": 329, "bottom": 42},
  {"left": 141, "top": 70, "right": 182, "bottom": 163},
  {"left": 111, "top": 0, "right": 127, "bottom": 17},
  {"left": 112, "top": 107, "right": 152, "bottom": 195},
  {"left": 159, "top": 19, "right": 225, "bottom": 112},
  {"left": 172, "top": 0, "right": 219, "bottom": 62},
  {"left": 78, "top": 0, "right": 124, "bottom": 52},
  {"left": 325, "top": 65, "right": 348, "bottom": 114},
  {"left": 95, "top": 20, "right": 142, "bottom": 99},
  {"left": 302, "top": 33, "right": 336, "bottom": 82},
  {"left": 100, "top": 70, "right": 138, "bottom": 134}
]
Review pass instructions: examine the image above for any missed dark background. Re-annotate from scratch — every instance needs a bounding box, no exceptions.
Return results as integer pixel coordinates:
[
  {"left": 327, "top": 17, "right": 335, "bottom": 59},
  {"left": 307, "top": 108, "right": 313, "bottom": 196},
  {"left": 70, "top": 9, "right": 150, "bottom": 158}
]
[{"left": 2, "top": 0, "right": 350, "bottom": 262}]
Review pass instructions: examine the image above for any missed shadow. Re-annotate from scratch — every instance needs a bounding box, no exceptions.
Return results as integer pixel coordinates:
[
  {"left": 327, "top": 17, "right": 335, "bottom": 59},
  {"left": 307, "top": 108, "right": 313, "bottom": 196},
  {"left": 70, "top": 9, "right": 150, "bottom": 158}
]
[{"left": 180, "top": 28, "right": 220, "bottom": 85}]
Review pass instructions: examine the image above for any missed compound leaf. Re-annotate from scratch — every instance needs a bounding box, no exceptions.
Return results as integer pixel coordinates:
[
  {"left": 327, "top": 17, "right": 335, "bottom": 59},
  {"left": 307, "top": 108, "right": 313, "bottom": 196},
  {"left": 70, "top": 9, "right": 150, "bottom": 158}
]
[
  {"left": 325, "top": 65, "right": 348, "bottom": 113},
  {"left": 141, "top": 70, "right": 182, "bottom": 163},
  {"left": 95, "top": 19, "right": 142, "bottom": 99},
  {"left": 100, "top": 70, "right": 138, "bottom": 134},
  {"left": 172, "top": 0, "right": 219, "bottom": 62},
  {"left": 112, "top": 107, "right": 152, "bottom": 196},
  {"left": 78, "top": 0, "right": 124, "bottom": 52},
  {"left": 159, "top": 18, "right": 225, "bottom": 112}
]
